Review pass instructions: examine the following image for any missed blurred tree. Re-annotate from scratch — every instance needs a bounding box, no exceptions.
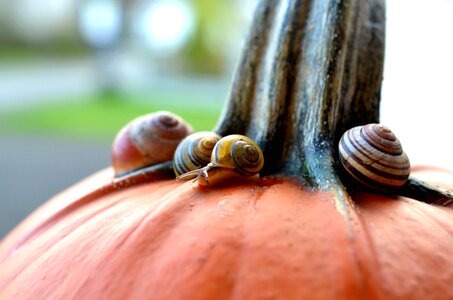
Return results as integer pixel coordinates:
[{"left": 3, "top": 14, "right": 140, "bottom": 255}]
[
  {"left": 0, "top": 0, "right": 86, "bottom": 58},
  {"left": 78, "top": 0, "right": 126, "bottom": 99},
  {"left": 181, "top": 0, "right": 239, "bottom": 75},
  {"left": 0, "top": 0, "right": 251, "bottom": 82}
]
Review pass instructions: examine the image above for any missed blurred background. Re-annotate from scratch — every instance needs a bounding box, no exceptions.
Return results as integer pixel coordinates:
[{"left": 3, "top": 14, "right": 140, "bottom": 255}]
[{"left": 1, "top": 0, "right": 452, "bottom": 238}]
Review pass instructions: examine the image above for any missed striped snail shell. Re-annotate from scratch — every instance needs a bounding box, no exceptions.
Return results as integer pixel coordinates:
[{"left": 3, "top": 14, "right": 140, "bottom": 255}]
[
  {"left": 112, "top": 111, "right": 193, "bottom": 177},
  {"left": 176, "top": 134, "right": 264, "bottom": 185},
  {"left": 210, "top": 134, "right": 264, "bottom": 176},
  {"left": 339, "top": 123, "right": 410, "bottom": 190},
  {"left": 173, "top": 131, "right": 221, "bottom": 177}
]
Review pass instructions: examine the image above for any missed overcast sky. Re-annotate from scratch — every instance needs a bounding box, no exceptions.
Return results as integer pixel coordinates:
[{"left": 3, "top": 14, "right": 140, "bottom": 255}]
[{"left": 381, "top": 0, "right": 453, "bottom": 171}]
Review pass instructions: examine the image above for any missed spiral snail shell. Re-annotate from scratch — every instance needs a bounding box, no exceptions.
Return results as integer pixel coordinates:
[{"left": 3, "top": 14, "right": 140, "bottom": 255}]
[
  {"left": 112, "top": 111, "right": 193, "bottom": 177},
  {"left": 173, "top": 131, "right": 221, "bottom": 177},
  {"left": 210, "top": 134, "right": 264, "bottom": 176},
  {"left": 176, "top": 134, "right": 264, "bottom": 185},
  {"left": 339, "top": 124, "right": 410, "bottom": 190}
]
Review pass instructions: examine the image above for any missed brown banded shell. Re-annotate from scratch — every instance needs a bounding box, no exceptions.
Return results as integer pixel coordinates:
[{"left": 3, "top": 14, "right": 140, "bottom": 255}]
[
  {"left": 173, "top": 132, "right": 221, "bottom": 177},
  {"left": 211, "top": 134, "right": 264, "bottom": 176},
  {"left": 112, "top": 111, "right": 193, "bottom": 177},
  {"left": 175, "top": 134, "right": 264, "bottom": 186},
  {"left": 339, "top": 124, "right": 410, "bottom": 190}
]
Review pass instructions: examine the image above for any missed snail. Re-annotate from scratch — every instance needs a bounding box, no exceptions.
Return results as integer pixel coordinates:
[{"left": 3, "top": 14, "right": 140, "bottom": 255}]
[
  {"left": 176, "top": 134, "right": 264, "bottom": 186},
  {"left": 338, "top": 123, "right": 410, "bottom": 190},
  {"left": 173, "top": 131, "right": 222, "bottom": 176},
  {"left": 112, "top": 111, "right": 193, "bottom": 177}
]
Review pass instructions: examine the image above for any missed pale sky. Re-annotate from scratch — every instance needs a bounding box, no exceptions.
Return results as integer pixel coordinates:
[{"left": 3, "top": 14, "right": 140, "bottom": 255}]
[{"left": 381, "top": 0, "right": 453, "bottom": 171}]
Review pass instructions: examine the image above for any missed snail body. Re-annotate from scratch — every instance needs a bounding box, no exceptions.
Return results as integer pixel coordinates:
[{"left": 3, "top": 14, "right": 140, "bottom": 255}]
[
  {"left": 112, "top": 111, "right": 193, "bottom": 177},
  {"left": 339, "top": 123, "right": 410, "bottom": 190},
  {"left": 173, "top": 131, "right": 221, "bottom": 177},
  {"left": 177, "top": 134, "right": 264, "bottom": 185}
]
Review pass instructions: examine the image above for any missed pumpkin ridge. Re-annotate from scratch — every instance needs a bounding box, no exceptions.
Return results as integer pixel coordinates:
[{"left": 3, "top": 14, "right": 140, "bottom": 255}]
[
  {"left": 0, "top": 224, "right": 94, "bottom": 298},
  {"left": 228, "top": 181, "right": 274, "bottom": 300},
  {"left": 0, "top": 171, "right": 108, "bottom": 236},
  {"left": 114, "top": 183, "right": 198, "bottom": 250},
  {"left": 5, "top": 180, "right": 124, "bottom": 255},
  {"left": 228, "top": 181, "right": 381, "bottom": 299},
  {"left": 345, "top": 200, "right": 384, "bottom": 299},
  {"left": 330, "top": 186, "right": 384, "bottom": 299},
  {"left": 7, "top": 180, "right": 179, "bottom": 258},
  {"left": 4, "top": 197, "right": 121, "bottom": 263},
  {"left": 137, "top": 183, "right": 261, "bottom": 299},
  {"left": 0, "top": 179, "right": 180, "bottom": 273},
  {"left": 2, "top": 182, "right": 197, "bottom": 299},
  {"left": 2, "top": 186, "right": 161, "bottom": 290},
  {"left": 356, "top": 195, "right": 453, "bottom": 298},
  {"left": 0, "top": 169, "right": 112, "bottom": 263},
  {"left": 0, "top": 198, "right": 124, "bottom": 285},
  {"left": 398, "top": 198, "right": 453, "bottom": 238},
  {"left": 74, "top": 188, "right": 196, "bottom": 299}
]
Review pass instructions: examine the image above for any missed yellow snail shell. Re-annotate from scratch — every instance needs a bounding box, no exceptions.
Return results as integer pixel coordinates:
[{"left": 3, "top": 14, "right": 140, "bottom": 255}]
[
  {"left": 339, "top": 123, "right": 410, "bottom": 190},
  {"left": 176, "top": 134, "right": 264, "bottom": 185},
  {"left": 112, "top": 111, "right": 193, "bottom": 177},
  {"left": 210, "top": 134, "right": 264, "bottom": 176},
  {"left": 173, "top": 131, "right": 222, "bottom": 177}
]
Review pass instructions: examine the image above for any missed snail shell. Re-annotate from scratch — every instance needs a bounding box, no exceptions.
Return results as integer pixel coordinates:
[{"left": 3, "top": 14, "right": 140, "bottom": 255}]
[
  {"left": 173, "top": 131, "right": 221, "bottom": 177},
  {"left": 339, "top": 124, "right": 410, "bottom": 190},
  {"left": 112, "top": 111, "right": 193, "bottom": 177},
  {"left": 176, "top": 134, "right": 264, "bottom": 185},
  {"left": 210, "top": 134, "right": 264, "bottom": 176}
]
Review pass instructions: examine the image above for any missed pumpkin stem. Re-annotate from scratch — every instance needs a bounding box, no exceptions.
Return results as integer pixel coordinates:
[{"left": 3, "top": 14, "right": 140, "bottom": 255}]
[
  {"left": 214, "top": 0, "right": 453, "bottom": 205},
  {"left": 215, "top": 0, "right": 384, "bottom": 185}
]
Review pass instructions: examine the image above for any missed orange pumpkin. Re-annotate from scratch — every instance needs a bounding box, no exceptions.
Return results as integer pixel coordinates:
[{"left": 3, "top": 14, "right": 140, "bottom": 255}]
[
  {"left": 0, "top": 167, "right": 452, "bottom": 299},
  {"left": 2, "top": 0, "right": 453, "bottom": 299}
]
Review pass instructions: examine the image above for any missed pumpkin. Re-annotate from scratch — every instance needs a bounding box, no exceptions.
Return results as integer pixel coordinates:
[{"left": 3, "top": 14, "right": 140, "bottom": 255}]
[
  {"left": 1, "top": 0, "right": 453, "bottom": 299},
  {"left": 0, "top": 167, "right": 452, "bottom": 299}
]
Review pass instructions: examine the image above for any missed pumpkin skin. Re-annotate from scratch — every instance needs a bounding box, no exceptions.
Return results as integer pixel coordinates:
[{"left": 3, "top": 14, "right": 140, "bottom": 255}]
[{"left": 0, "top": 168, "right": 452, "bottom": 300}]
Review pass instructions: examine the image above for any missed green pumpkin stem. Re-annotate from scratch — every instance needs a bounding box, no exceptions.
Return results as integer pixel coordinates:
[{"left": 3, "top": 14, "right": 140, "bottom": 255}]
[{"left": 214, "top": 0, "right": 453, "bottom": 205}]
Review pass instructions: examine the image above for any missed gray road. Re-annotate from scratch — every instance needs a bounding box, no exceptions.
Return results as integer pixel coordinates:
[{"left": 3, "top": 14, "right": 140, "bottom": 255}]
[
  {"left": 0, "top": 134, "right": 111, "bottom": 239},
  {"left": 0, "top": 58, "right": 228, "bottom": 112},
  {"left": 0, "top": 59, "right": 97, "bottom": 110}
]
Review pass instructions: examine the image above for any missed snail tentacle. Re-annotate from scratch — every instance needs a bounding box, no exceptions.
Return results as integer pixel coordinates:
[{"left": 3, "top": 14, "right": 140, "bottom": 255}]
[{"left": 176, "top": 163, "right": 214, "bottom": 185}]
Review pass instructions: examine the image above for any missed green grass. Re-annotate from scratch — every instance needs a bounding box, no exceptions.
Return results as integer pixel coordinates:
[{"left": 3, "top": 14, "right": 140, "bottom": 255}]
[
  {"left": 0, "top": 45, "right": 90, "bottom": 61},
  {"left": 0, "top": 93, "right": 223, "bottom": 139}
]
